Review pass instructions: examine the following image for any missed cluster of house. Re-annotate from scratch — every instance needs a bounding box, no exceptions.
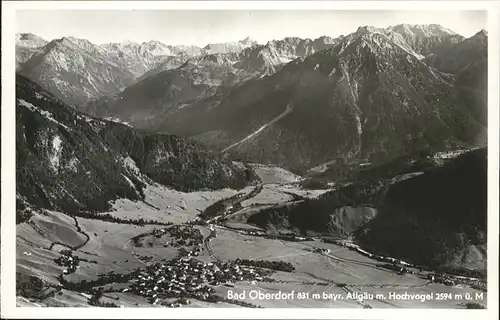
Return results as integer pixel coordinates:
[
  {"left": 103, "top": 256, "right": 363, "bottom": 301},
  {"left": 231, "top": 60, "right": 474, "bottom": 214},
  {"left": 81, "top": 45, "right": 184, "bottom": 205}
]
[
  {"left": 427, "top": 272, "right": 483, "bottom": 288},
  {"left": 217, "top": 224, "right": 312, "bottom": 242},
  {"left": 137, "top": 255, "right": 154, "bottom": 263},
  {"left": 427, "top": 273, "right": 456, "bottom": 286},
  {"left": 124, "top": 257, "right": 266, "bottom": 306},
  {"left": 313, "top": 247, "right": 331, "bottom": 255},
  {"left": 327, "top": 239, "right": 415, "bottom": 268},
  {"left": 321, "top": 239, "right": 484, "bottom": 287},
  {"left": 165, "top": 225, "right": 205, "bottom": 248},
  {"left": 377, "top": 263, "right": 412, "bottom": 275},
  {"left": 265, "top": 234, "right": 311, "bottom": 242},
  {"left": 177, "top": 241, "right": 204, "bottom": 258},
  {"left": 134, "top": 225, "right": 206, "bottom": 251},
  {"left": 54, "top": 250, "right": 80, "bottom": 275}
]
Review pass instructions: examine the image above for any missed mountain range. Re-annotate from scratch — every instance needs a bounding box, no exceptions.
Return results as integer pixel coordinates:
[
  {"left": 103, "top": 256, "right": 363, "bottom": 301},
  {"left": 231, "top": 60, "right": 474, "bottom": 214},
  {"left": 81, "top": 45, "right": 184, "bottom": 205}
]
[
  {"left": 17, "top": 24, "right": 487, "bottom": 176},
  {"left": 112, "top": 25, "right": 488, "bottom": 175},
  {"left": 15, "top": 34, "right": 260, "bottom": 107}
]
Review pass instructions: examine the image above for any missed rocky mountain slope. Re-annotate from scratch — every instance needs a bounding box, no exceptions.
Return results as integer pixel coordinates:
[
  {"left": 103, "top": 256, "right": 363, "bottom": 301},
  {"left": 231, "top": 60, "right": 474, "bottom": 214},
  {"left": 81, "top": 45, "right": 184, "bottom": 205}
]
[
  {"left": 100, "top": 40, "right": 203, "bottom": 78},
  {"left": 16, "top": 33, "right": 49, "bottom": 48},
  {"left": 16, "top": 74, "right": 257, "bottom": 223},
  {"left": 18, "top": 37, "right": 137, "bottom": 107},
  {"left": 16, "top": 36, "right": 204, "bottom": 107},
  {"left": 387, "top": 24, "right": 465, "bottom": 57},
  {"left": 78, "top": 35, "right": 342, "bottom": 128},
  {"left": 17, "top": 33, "right": 349, "bottom": 119},
  {"left": 15, "top": 33, "right": 49, "bottom": 69},
  {"left": 81, "top": 52, "right": 259, "bottom": 127},
  {"left": 156, "top": 25, "right": 486, "bottom": 174},
  {"left": 203, "top": 37, "right": 258, "bottom": 54},
  {"left": 139, "top": 35, "right": 338, "bottom": 81},
  {"left": 425, "top": 29, "right": 488, "bottom": 134},
  {"left": 17, "top": 25, "right": 487, "bottom": 177},
  {"left": 425, "top": 29, "right": 487, "bottom": 73},
  {"left": 234, "top": 35, "right": 338, "bottom": 75}
]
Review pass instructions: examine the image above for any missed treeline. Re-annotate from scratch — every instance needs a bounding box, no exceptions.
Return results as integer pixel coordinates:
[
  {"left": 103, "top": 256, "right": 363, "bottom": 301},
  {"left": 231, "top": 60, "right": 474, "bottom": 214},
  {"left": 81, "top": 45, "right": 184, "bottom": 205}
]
[
  {"left": 57, "top": 270, "right": 140, "bottom": 292},
  {"left": 265, "top": 233, "right": 313, "bottom": 242},
  {"left": 200, "top": 184, "right": 264, "bottom": 219},
  {"left": 169, "top": 225, "right": 204, "bottom": 242},
  {"left": 99, "top": 121, "right": 258, "bottom": 192},
  {"left": 16, "top": 197, "right": 34, "bottom": 224},
  {"left": 16, "top": 273, "right": 56, "bottom": 300},
  {"left": 236, "top": 259, "right": 295, "bottom": 272},
  {"left": 88, "top": 288, "right": 120, "bottom": 308},
  {"left": 211, "top": 295, "right": 263, "bottom": 308}
]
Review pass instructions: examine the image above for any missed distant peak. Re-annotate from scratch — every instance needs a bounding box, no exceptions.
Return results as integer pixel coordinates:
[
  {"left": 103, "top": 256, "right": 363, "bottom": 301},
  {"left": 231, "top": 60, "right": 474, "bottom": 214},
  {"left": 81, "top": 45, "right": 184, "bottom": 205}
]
[
  {"left": 59, "top": 36, "right": 84, "bottom": 44},
  {"left": 476, "top": 29, "right": 488, "bottom": 37},
  {"left": 239, "top": 36, "right": 255, "bottom": 45},
  {"left": 356, "top": 26, "right": 377, "bottom": 35},
  {"left": 145, "top": 40, "right": 165, "bottom": 46},
  {"left": 388, "top": 24, "right": 457, "bottom": 37},
  {"left": 16, "top": 33, "right": 48, "bottom": 48},
  {"left": 17, "top": 32, "right": 37, "bottom": 39},
  {"left": 56, "top": 36, "right": 72, "bottom": 43},
  {"left": 121, "top": 40, "right": 139, "bottom": 46}
]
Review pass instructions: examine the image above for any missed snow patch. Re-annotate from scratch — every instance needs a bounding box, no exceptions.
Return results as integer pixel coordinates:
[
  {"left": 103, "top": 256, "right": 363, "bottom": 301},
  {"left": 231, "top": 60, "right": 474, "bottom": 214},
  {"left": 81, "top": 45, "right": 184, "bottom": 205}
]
[
  {"left": 123, "top": 156, "right": 140, "bottom": 174},
  {"left": 34, "top": 92, "right": 47, "bottom": 100},
  {"left": 104, "top": 117, "right": 132, "bottom": 127},
  {"left": 121, "top": 174, "right": 139, "bottom": 195},
  {"left": 67, "top": 157, "right": 79, "bottom": 173},
  {"left": 433, "top": 150, "right": 468, "bottom": 160},
  {"left": 222, "top": 104, "right": 293, "bottom": 153},
  {"left": 389, "top": 172, "right": 424, "bottom": 184},
  {"left": 355, "top": 115, "right": 363, "bottom": 136},
  {"left": 328, "top": 68, "right": 336, "bottom": 77},
  {"left": 154, "top": 148, "right": 176, "bottom": 164}
]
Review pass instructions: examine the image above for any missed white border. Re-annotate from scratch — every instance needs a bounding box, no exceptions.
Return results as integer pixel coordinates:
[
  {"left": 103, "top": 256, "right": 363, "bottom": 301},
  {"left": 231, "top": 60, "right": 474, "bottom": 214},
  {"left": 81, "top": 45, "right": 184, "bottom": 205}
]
[{"left": 2, "top": 1, "right": 499, "bottom": 319}]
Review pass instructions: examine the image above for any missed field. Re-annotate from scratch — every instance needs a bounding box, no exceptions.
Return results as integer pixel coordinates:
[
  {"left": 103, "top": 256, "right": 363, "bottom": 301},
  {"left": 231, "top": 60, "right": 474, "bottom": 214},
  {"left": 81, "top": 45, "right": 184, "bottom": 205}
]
[
  {"left": 209, "top": 229, "right": 486, "bottom": 308},
  {"left": 107, "top": 184, "right": 241, "bottom": 224}
]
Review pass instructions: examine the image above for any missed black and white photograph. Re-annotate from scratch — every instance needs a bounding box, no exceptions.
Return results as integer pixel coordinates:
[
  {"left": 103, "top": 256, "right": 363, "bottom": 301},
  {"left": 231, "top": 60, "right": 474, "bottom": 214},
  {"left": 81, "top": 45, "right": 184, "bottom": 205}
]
[{"left": 1, "top": 1, "right": 499, "bottom": 318}]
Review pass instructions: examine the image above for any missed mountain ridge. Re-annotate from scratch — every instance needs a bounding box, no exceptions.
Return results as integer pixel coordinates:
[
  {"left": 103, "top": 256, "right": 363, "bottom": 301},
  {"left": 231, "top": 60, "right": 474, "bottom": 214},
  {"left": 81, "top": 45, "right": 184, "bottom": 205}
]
[
  {"left": 154, "top": 25, "right": 487, "bottom": 174},
  {"left": 17, "top": 24, "right": 487, "bottom": 176}
]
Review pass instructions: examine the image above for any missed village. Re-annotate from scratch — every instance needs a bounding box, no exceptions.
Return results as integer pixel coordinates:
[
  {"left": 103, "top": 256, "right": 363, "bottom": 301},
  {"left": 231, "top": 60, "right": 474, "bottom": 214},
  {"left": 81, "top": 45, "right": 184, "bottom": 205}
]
[
  {"left": 50, "top": 198, "right": 485, "bottom": 308},
  {"left": 54, "top": 219, "right": 297, "bottom": 308},
  {"left": 123, "top": 256, "right": 274, "bottom": 307}
]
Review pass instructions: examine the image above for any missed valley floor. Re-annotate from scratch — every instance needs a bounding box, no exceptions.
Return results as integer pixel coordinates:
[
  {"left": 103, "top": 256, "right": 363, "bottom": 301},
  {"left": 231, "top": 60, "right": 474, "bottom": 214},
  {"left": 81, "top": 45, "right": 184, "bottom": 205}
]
[{"left": 15, "top": 169, "right": 487, "bottom": 309}]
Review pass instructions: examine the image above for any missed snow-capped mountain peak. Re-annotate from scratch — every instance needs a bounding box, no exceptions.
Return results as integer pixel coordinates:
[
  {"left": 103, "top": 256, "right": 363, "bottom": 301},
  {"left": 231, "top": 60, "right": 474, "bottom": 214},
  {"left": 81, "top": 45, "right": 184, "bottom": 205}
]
[
  {"left": 355, "top": 25, "right": 379, "bottom": 35},
  {"left": 388, "top": 23, "right": 457, "bottom": 38},
  {"left": 16, "top": 33, "right": 48, "bottom": 48},
  {"left": 477, "top": 29, "right": 488, "bottom": 36},
  {"left": 239, "top": 36, "right": 257, "bottom": 46},
  {"left": 203, "top": 37, "right": 258, "bottom": 54}
]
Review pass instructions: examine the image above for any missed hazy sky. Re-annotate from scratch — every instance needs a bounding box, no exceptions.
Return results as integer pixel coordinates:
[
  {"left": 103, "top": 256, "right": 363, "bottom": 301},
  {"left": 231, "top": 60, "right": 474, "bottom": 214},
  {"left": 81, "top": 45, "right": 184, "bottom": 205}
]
[{"left": 16, "top": 10, "right": 487, "bottom": 46}]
